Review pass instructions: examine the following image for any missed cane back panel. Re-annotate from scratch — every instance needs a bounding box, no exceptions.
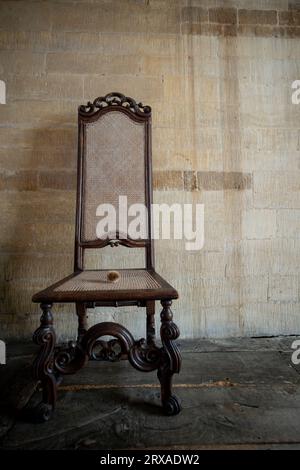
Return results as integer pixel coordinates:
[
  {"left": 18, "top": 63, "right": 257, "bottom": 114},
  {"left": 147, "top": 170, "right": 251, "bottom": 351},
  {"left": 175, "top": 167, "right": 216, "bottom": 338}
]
[
  {"left": 82, "top": 112, "right": 146, "bottom": 241},
  {"left": 75, "top": 93, "right": 153, "bottom": 270}
]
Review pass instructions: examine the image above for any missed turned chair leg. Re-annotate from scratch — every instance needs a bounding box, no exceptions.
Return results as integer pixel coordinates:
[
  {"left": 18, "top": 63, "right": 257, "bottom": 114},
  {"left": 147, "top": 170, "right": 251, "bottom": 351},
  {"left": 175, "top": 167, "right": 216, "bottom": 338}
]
[
  {"left": 146, "top": 300, "right": 156, "bottom": 345},
  {"left": 76, "top": 302, "right": 88, "bottom": 343},
  {"left": 32, "top": 303, "right": 58, "bottom": 422},
  {"left": 158, "top": 299, "right": 182, "bottom": 415}
]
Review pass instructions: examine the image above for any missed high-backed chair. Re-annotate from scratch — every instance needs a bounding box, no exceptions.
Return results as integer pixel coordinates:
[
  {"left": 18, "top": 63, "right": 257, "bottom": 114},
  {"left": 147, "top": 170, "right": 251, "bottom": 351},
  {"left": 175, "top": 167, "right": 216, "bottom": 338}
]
[{"left": 31, "top": 93, "right": 181, "bottom": 421}]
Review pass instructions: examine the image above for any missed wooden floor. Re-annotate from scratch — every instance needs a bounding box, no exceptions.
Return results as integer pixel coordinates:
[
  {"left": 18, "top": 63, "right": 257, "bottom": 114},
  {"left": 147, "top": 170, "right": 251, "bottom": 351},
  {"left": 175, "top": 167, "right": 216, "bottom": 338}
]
[{"left": 1, "top": 337, "right": 300, "bottom": 450}]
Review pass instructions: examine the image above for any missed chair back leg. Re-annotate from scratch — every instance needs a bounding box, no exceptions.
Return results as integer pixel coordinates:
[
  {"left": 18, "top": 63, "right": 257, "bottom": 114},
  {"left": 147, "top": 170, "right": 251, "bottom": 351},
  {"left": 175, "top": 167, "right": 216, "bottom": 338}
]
[{"left": 76, "top": 302, "right": 88, "bottom": 342}]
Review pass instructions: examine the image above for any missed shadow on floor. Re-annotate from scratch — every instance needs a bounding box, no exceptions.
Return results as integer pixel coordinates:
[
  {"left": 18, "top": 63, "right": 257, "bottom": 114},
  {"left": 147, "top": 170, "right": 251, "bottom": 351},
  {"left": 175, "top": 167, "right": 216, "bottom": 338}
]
[{"left": 1, "top": 337, "right": 300, "bottom": 450}]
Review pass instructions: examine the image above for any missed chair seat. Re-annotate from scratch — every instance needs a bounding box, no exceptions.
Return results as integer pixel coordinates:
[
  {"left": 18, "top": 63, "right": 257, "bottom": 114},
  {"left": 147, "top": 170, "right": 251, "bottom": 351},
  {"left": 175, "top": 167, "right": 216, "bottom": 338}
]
[{"left": 32, "top": 269, "right": 178, "bottom": 303}]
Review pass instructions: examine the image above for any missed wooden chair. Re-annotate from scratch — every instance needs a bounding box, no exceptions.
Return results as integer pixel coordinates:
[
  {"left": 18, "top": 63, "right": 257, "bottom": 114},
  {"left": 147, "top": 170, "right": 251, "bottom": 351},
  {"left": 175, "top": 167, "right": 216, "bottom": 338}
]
[{"left": 31, "top": 93, "right": 181, "bottom": 422}]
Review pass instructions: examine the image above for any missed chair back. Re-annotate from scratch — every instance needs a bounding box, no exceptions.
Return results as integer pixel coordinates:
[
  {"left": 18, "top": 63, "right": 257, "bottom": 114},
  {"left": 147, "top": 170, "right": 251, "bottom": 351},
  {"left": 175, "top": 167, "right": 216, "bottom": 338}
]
[{"left": 74, "top": 93, "right": 154, "bottom": 270}]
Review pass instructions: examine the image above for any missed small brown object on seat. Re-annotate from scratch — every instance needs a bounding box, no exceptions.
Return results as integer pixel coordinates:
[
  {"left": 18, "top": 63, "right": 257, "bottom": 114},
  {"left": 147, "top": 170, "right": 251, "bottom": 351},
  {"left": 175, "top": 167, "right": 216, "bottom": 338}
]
[{"left": 107, "top": 270, "right": 120, "bottom": 283}]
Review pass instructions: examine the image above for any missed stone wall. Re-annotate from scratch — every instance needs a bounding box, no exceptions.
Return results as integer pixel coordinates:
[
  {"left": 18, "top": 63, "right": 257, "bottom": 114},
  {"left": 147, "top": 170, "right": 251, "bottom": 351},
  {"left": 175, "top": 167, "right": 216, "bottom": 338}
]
[{"left": 0, "top": 0, "right": 300, "bottom": 340}]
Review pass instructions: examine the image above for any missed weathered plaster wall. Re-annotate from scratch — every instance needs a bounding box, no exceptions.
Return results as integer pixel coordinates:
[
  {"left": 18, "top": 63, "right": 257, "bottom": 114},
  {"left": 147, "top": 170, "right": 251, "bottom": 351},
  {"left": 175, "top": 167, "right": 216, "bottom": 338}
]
[{"left": 0, "top": 0, "right": 300, "bottom": 340}]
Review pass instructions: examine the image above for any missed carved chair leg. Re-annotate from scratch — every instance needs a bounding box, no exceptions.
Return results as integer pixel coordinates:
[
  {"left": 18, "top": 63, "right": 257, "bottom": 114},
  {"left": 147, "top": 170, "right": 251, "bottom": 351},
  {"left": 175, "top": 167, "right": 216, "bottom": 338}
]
[
  {"left": 158, "top": 300, "right": 182, "bottom": 416},
  {"left": 32, "top": 303, "right": 58, "bottom": 422},
  {"left": 146, "top": 300, "right": 155, "bottom": 345},
  {"left": 76, "top": 302, "right": 88, "bottom": 342}
]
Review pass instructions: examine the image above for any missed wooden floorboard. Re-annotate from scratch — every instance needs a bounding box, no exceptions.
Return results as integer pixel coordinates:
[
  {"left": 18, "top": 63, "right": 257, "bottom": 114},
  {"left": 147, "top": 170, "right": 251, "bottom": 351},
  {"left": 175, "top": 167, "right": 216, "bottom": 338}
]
[{"left": 1, "top": 337, "right": 300, "bottom": 450}]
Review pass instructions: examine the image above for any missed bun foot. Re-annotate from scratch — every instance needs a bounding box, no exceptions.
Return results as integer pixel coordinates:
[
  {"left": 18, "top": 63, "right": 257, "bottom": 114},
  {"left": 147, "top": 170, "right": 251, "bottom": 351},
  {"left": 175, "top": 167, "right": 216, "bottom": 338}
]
[
  {"left": 32, "top": 402, "right": 54, "bottom": 423},
  {"left": 163, "top": 395, "right": 181, "bottom": 416}
]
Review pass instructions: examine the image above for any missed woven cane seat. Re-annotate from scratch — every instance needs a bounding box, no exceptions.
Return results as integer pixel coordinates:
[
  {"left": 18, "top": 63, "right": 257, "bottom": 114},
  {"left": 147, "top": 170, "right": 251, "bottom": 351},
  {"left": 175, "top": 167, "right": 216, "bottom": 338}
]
[
  {"left": 55, "top": 270, "right": 160, "bottom": 292},
  {"left": 32, "top": 269, "right": 178, "bottom": 303}
]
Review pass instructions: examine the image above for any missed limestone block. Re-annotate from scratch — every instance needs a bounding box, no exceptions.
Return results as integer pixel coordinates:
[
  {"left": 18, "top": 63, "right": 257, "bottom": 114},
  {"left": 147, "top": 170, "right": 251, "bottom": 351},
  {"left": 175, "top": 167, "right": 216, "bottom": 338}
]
[
  {"left": 242, "top": 209, "right": 277, "bottom": 239},
  {"left": 268, "top": 274, "right": 299, "bottom": 302},
  {"left": 277, "top": 209, "right": 300, "bottom": 238},
  {"left": 254, "top": 171, "right": 300, "bottom": 208}
]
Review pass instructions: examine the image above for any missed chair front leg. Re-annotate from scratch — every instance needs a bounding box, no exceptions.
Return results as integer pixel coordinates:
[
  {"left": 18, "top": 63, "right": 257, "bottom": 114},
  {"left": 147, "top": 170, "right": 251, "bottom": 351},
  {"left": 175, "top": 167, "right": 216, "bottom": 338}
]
[
  {"left": 158, "top": 299, "right": 182, "bottom": 415},
  {"left": 32, "top": 303, "right": 57, "bottom": 422}
]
